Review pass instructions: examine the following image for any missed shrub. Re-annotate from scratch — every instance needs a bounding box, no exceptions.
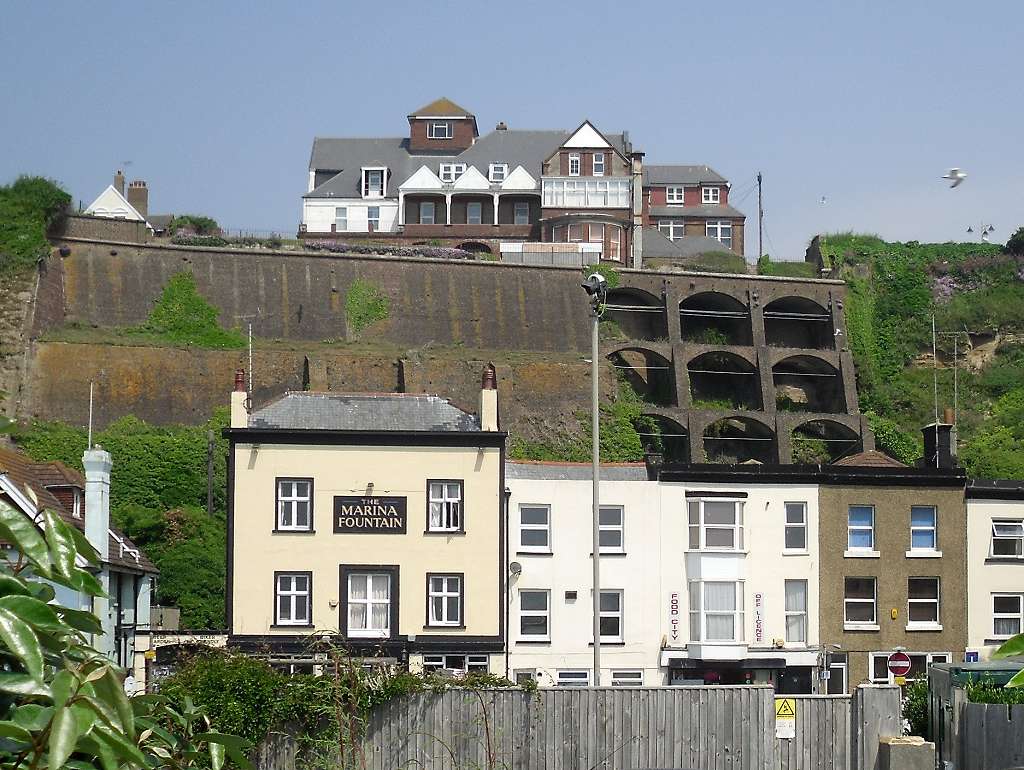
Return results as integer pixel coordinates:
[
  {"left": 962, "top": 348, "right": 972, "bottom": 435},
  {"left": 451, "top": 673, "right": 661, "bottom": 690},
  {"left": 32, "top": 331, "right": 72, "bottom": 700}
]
[
  {"left": 865, "top": 411, "right": 920, "bottom": 465},
  {"left": 757, "top": 254, "right": 818, "bottom": 278},
  {"left": 170, "top": 214, "right": 221, "bottom": 236},
  {"left": 305, "top": 239, "right": 474, "bottom": 260},
  {"left": 903, "top": 679, "right": 929, "bottom": 737},
  {"left": 137, "top": 271, "right": 246, "bottom": 348},
  {"left": 1005, "top": 226, "right": 1024, "bottom": 256},
  {"left": 170, "top": 234, "right": 229, "bottom": 247},
  {"left": 0, "top": 175, "right": 71, "bottom": 273},
  {"left": 791, "top": 435, "right": 830, "bottom": 464}
]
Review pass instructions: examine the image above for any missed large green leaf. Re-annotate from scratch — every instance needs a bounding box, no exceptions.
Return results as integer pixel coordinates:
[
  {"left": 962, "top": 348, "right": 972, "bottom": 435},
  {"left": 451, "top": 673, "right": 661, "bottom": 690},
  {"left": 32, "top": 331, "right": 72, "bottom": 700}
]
[
  {"left": 993, "top": 633, "right": 1024, "bottom": 659},
  {"left": 43, "top": 510, "right": 76, "bottom": 579},
  {"left": 11, "top": 703, "right": 52, "bottom": 730},
  {"left": 197, "top": 731, "right": 253, "bottom": 769},
  {"left": 0, "top": 574, "right": 31, "bottom": 597},
  {"left": 92, "top": 668, "right": 134, "bottom": 739},
  {"left": 210, "top": 740, "right": 226, "bottom": 770},
  {"left": 0, "top": 721, "right": 34, "bottom": 743},
  {"left": 0, "top": 501, "right": 50, "bottom": 570},
  {"left": 0, "top": 673, "right": 49, "bottom": 696},
  {"left": 48, "top": 705, "right": 81, "bottom": 770},
  {"left": 63, "top": 519, "right": 100, "bottom": 566},
  {"left": 92, "top": 723, "right": 149, "bottom": 767},
  {"left": 1005, "top": 668, "right": 1024, "bottom": 688},
  {"left": 0, "top": 607, "right": 43, "bottom": 681},
  {"left": 50, "top": 670, "right": 75, "bottom": 708},
  {"left": 55, "top": 606, "right": 104, "bottom": 635},
  {"left": 0, "top": 595, "right": 62, "bottom": 629}
]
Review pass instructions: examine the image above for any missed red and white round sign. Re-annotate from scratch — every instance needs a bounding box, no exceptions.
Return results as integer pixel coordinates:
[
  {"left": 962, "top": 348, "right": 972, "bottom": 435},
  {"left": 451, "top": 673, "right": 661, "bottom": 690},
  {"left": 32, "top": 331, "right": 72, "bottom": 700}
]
[{"left": 887, "top": 651, "right": 912, "bottom": 677}]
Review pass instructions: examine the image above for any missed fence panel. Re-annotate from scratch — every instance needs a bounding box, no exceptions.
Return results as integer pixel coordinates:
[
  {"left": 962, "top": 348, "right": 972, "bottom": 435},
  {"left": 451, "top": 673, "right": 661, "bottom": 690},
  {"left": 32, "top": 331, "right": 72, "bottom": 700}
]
[
  {"left": 961, "top": 702, "right": 1024, "bottom": 770},
  {"left": 776, "top": 695, "right": 851, "bottom": 770}
]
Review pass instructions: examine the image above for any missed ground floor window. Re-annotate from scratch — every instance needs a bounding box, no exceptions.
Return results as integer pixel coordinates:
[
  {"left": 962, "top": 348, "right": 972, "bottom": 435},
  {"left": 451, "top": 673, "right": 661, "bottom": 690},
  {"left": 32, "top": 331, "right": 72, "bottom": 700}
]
[
  {"left": 869, "top": 651, "right": 950, "bottom": 683},
  {"left": 611, "top": 669, "right": 643, "bottom": 686},
  {"left": 826, "top": 654, "right": 848, "bottom": 694},
  {"left": 422, "top": 654, "right": 489, "bottom": 675},
  {"left": 514, "top": 669, "right": 536, "bottom": 686},
  {"left": 556, "top": 670, "right": 590, "bottom": 687}
]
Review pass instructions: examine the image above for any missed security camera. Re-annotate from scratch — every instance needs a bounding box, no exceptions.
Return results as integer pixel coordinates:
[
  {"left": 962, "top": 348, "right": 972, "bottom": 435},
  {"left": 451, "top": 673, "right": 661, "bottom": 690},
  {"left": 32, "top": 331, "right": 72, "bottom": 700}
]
[{"left": 581, "top": 272, "right": 607, "bottom": 297}]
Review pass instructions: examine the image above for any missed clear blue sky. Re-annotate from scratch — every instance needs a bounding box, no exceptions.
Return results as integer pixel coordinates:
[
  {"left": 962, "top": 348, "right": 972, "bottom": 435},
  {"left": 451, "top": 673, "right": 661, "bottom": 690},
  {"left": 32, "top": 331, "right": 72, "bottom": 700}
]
[{"left": 2, "top": 1, "right": 1021, "bottom": 259}]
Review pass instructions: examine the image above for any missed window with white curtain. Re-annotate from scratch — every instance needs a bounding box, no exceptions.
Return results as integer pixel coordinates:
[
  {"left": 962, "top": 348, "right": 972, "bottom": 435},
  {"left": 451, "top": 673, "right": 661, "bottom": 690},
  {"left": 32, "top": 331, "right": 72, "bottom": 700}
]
[
  {"left": 589, "top": 223, "right": 605, "bottom": 245},
  {"left": 687, "top": 499, "right": 744, "bottom": 551},
  {"left": 347, "top": 572, "right": 391, "bottom": 638},
  {"left": 362, "top": 168, "right": 385, "bottom": 198},
  {"left": 689, "top": 581, "right": 744, "bottom": 642},
  {"left": 428, "top": 481, "right": 463, "bottom": 532},
  {"left": 784, "top": 580, "right": 807, "bottom": 643},
  {"left": 994, "top": 594, "right": 1023, "bottom": 638},
  {"left": 608, "top": 227, "right": 621, "bottom": 261}
]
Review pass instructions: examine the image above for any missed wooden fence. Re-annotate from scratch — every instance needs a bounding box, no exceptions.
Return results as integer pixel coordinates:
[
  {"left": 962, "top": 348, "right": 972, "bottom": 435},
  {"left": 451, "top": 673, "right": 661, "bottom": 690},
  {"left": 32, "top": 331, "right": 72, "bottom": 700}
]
[
  {"left": 938, "top": 697, "right": 1024, "bottom": 770},
  {"left": 256, "top": 685, "right": 901, "bottom": 770}
]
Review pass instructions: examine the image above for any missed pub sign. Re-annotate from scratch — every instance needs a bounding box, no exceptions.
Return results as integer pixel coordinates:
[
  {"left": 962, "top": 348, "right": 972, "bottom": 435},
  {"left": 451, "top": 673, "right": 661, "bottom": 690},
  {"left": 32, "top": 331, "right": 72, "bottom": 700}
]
[{"left": 333, "top": 496, "right": 408, "bottom": 533}]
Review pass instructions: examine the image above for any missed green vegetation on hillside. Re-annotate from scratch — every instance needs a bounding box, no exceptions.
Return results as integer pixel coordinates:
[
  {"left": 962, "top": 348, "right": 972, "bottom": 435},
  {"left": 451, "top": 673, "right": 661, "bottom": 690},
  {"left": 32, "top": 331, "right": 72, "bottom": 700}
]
[
  {"left": 169, "top": 214, "right": 220, "bottom": 235},
  {"left": 13, "top": 410, "right": 229, "bottom": 628},
  {"left": 757, "top": 254, "right": 818, "bottom": 278},
  {"left": 345, "top": 278, "right": 390, "bottom": 334},
  {"left": 0, "top": 176, "right": 70, "bottom": 273},
  {"left": 137, "top": 271, "right": 246, "bottom": 348}
]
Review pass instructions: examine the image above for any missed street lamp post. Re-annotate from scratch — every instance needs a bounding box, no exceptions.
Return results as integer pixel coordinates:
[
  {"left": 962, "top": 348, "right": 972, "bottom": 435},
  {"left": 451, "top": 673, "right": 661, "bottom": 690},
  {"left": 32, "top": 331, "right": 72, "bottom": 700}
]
[{"left": 582, "top": 272, "right": 608, "bottom": 685}]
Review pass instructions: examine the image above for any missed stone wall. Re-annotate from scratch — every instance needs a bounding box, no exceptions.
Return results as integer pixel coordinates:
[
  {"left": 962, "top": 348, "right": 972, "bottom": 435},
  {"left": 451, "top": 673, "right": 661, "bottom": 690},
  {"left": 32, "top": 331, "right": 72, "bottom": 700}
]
[{"left": 52, "top": 215, "right": 150, "bottom": 244}]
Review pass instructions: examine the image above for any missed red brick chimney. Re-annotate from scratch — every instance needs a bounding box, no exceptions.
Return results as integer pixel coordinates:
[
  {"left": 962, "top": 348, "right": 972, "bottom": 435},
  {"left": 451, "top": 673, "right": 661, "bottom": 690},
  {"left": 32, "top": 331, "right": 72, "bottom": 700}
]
[
  {"left": 114, "top": 170, "right": 125, "bottom": 196},
  {"left": 127, "top": 180, "right": 148, "bottom": 218}
]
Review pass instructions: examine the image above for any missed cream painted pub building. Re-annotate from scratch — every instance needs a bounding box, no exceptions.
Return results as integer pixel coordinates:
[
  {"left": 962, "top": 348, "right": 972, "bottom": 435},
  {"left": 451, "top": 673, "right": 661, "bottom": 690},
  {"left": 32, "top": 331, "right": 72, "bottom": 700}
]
[{"left": 225, "top": 367, "right": 506, "bottom": 673}]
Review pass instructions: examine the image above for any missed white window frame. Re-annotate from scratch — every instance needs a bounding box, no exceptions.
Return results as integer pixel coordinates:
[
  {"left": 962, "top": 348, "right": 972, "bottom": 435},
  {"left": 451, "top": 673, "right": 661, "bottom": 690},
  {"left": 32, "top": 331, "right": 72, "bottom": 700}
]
[
  {"left": 72, "top": 490, "right": 82, "bottom": 518},
  {"left": 567, "top": 223, "right": 584, "bottom": 242},
  {"left": 334, "top": 207, "right": 348, "bottom": 232},
  {"left": 556, "top": 670, "right": 590, "bottom": 687},
  {"left": 847, "top": 505, "right": 876, "bottom": 553},
  {"left": 568, "top": 153, "right": 581, "bottom": 176},
  {"left": 367, "top": 206, "right": 380, "bottom": 231},
  {"left": 910, "top": 505, "right": 938, "bottom": 552},
  {"left": 589, "top": 222, "right": 605, "bottom": 245},
  {"left": 592, "top": 152, "right": 605, "bottom": 176},
  {"left": 427, "top": 121, "right": 452, "bottom": 140},
  {"left": 844, "top": 576, "right": 877, "bottom": 629},
  {"left": 705, "top": 220, "right": 733, "bottom": 248},
  {"left": 907, "top": 577, "right": 940, "bottom": 629},
  {"left": 347, "top": 572, "right": 392, "bottom": 639},
  {"left": 784, "top": 579, "right": 808, "bottom": 643},
  {"left": 422, "top": 654, "right": 489, "bottom": 675},
  {"left": 702, "top": 186, "right": 721, "bottom": 204},
  {"left": 275, "top": 573, "right": 311, "bottom": 626},
  {"left": 541, "top": 178, "right": 630, "bottom": 208},
  {"left": 608, "top": 226, "right": 621, "bottom": 261},
  {"left": 658, "top": 220, "right": 686, "bottom": 241},
  {"left": 826, "top": 658, "right": 848, "bottom": 694},
  {"left": 489, "top": 163, "right": 508, "bottom": 182},
  {"left": 784, "top": 502, "right": 807, "bottom": 552},
  {"left": 277, "top": 479, "right": 312, "bottom": 531},
  {"left": 467, "top": 201, "right": 483, "bottom": 225},
  {"left": 519, "top": 504, "right": 551, "bottom": 553},
  {"left": 513, "top": 201, "right": 530, "bottom": 225},
  {"left": 666, "top": 186, "right": 685, "bottom": 205},
  {"left": 420, "top": 200, "right": 435, "bottom": 225},
  {"left": 599, "top": 589, "right": 624, "bottom": 642},
  {"left": 439, "top": 163, "right": 467, "bottom": 183},
  {"left": 688, "top": 580, "right": 745, "bottom": 643},
  {"left": 869, "top": 651, "right": 950, "bottom": 684},
  {"left": 611, "top": 669, "right": 642, "bottom": 687},
  {"left": 598, "top": 505, "right": 624, "bottom": 553},
  {"left": 428, "top": 481, "right": 463, "bottom": 532},
  {"left": 687, "top": 498, "right": 744, "bottom": 551},
  {"left": 993, "top": 593, "right": 1024, "bottom": 639},
  {"left": 427, "top": 574, "right": 462, "bottom": 627},
  {"left": 519, "top": 590, "right": 550, "bottom": 641},
  {"left": 991, "top": 519, "right": 1024, "bottom": 558},
  {"left": 362, "top": 167, "right": 386, "bottom": 199}
]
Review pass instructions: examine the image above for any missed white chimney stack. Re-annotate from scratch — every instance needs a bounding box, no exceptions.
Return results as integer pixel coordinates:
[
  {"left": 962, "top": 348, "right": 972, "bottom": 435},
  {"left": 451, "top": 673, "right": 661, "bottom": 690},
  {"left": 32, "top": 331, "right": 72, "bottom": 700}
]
[
  {"left": 231, "top": 369, "right": 248, "bottom": 428},
  {"left": 480, "top": 363, "right": 498, "bottom": 432},
  {"left": 83, "top": 446, "right": 112, "bottom": 561}
]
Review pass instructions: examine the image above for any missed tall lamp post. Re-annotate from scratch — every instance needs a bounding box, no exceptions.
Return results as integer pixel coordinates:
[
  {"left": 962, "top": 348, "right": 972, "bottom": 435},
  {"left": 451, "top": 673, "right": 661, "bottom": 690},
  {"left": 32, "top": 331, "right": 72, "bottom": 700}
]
[{"left": 582, "top": 272, "right": 608, "bottom": 685}]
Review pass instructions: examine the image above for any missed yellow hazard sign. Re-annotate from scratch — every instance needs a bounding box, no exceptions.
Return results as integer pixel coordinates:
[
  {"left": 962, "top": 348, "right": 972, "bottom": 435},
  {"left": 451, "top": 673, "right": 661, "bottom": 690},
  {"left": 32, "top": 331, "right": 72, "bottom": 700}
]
[{"left": 775, "top": 698, "right": 796, "bottom": 718}]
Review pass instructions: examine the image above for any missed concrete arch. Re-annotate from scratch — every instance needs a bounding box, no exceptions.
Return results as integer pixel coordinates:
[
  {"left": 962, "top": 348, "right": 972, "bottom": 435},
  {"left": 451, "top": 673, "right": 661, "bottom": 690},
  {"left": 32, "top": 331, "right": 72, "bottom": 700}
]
[
  {"left": 773, "top": 355, "right": 845, "bottom": 414},
  {"left": 763, "top": 296, "right": 834, "bottom": 350},
  {"left": 640, "top": 413, "right": 690, "bottom": 463},
  {"left": 679, "top": 291, "right": 752, "bottom": 346},
  {"left": 607, "top": 347, "right": 675, "bottom": 406},
  {"left": 688, "top": 351, "right": 761, "bottom": 410},
  {"left": 791, "top": 418, "right": 863, "bottom": 463},
  {"left": 604, "top": 287, "right": 668, "bottom": 341},
  {"left": 703, "top": 415, "right": 777, "bottom": 464}
]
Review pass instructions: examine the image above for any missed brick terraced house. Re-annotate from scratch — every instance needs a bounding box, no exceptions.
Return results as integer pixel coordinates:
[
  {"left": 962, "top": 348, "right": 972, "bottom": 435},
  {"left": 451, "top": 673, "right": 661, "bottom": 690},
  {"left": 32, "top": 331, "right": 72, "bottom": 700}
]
[{"left": 300, "top": 97, "right": 745, "bottom": 265}]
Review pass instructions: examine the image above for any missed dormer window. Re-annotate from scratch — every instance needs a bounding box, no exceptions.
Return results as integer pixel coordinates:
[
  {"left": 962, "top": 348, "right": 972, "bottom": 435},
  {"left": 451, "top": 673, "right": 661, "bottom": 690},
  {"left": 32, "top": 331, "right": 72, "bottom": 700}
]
[
  {"left": 439, "top": 163, "right": 467, "bottom": 183},
  {"left": 489, "top": 163, "right": 508, "bottom": 183},
  {"left": 666, "top": 186, "right": 685, "bottom": 204},
  {"left": 362, "top": 167, "right": 386, "bottom": 198},
  {"left": 702, "top": 186, "right": 720, "bottom": 204},
  {"left": 428, "top": 121, "right": 453, "bottom": 139}
]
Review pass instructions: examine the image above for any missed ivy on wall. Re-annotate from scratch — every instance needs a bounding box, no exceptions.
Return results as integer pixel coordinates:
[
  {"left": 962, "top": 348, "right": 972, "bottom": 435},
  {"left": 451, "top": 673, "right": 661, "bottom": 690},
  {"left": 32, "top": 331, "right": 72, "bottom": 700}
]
[
  {"left": 137, "top": 272, "right": 246, "bottom": 348},
  {"left": 344, "top": 278, "right": 390, "bottom": 335}
]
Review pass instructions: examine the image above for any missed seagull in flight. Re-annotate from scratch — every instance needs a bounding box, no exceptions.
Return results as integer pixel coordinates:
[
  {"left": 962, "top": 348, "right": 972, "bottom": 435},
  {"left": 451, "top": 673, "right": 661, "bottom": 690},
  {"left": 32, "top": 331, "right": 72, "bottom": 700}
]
[
  {"left": 819, "top": 195, "right": 828, "bottom": 205},
  {"left": 942, "top": 168, "right": 967, "bottom": 188}
]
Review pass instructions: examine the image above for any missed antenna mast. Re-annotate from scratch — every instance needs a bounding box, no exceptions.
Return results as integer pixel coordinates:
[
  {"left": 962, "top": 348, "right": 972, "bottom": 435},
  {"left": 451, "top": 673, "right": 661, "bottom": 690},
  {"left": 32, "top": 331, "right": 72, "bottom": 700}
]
[
  {"left": 757, "top": 172, "right": 764, "bottom": 258},
  {"left": 87, "top": 382, "right": 94, "bottom": 448}
]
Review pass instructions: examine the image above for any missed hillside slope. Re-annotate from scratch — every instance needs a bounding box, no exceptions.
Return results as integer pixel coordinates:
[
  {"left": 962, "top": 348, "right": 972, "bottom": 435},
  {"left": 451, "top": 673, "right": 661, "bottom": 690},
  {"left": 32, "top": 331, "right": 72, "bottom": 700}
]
[{"left": 820, "top": 232, "right": 1024, "bottom": 476}]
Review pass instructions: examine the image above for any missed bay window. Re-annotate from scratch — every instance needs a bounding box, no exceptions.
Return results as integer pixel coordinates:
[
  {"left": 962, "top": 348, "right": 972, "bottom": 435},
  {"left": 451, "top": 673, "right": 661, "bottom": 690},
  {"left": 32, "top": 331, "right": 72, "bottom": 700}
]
[
  {"left": 687, "top": 499, "right": 744, "bottom": 551},
  {"left": 542, "top": 178, "right": 630, "bottom": 208},
  {"left": 689, "top": 580, "right": 744, "bottom": 642}
]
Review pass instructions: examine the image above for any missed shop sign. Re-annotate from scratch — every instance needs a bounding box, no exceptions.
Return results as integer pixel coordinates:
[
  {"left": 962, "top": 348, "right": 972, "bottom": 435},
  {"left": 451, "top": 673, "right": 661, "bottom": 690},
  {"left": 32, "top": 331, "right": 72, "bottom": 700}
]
[
  {"left": 333, "top": 496, "right": 408, "bottom": 533},
  {"left": 669, "top": 592, "right": 681, "bottom": 642},
  {"left": 754, "top": 592, "right": 765, "bottom": 644}
]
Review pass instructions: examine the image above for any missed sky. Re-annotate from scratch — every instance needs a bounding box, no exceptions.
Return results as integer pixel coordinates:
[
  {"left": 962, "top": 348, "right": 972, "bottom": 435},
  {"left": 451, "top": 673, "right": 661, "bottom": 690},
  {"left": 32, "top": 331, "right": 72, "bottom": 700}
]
[{"left": 2, "top": 0, "right": 1022, "bottom": 260}]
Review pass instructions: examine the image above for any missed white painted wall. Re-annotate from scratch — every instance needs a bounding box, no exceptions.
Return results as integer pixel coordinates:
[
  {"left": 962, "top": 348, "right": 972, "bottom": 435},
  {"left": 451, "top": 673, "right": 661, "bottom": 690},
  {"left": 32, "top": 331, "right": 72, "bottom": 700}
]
[
  {"left": 302, "top": 199, "right": 399, "bottom": 234},
  {"left": 967, "top": 497, "right": 1024, "bottom": 659}
]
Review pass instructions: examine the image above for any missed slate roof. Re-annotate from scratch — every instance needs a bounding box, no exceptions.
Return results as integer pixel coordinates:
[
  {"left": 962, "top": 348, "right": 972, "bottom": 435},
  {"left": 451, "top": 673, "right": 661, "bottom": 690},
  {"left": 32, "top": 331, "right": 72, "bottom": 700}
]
[
  {"left": 649, "top": 203, "right": 746, "bottom": 219},
  {"left": 643, "top": 165, "right": 728, "bottom": 186},
  {"left": 642, "top": 228, "right": 734, "bottom": 260},
  {"left": 0, "top": 446, "right": 156, "bottom": 573},
  {"left": 248, "top": 392, "right": 483, "bottom": 432},
  {"left": 506, "top": 460, "right": 649, "bottom": 481},
  {"left": 410, "top": 97, "right": 474, "bottom": 117},
  {"left": 832, "top": 450, "right": 909, "bottom": 468}
]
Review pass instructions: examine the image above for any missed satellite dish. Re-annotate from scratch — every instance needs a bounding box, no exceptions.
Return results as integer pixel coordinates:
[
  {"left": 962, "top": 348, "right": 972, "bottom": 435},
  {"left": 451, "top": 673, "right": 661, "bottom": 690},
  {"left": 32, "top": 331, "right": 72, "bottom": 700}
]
[{"left": 509, "top": 561, "right": 523, "bottom": 576}]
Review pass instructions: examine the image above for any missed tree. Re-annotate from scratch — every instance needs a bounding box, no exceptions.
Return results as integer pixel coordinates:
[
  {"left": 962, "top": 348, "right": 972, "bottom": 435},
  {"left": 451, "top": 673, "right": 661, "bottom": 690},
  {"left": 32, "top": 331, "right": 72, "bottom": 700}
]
[
  {"left": 0, "top": 500, "right": 249, "bottom": 768},
  {"left": 1005, "top": 226, "right": 1024, "bottom": 256}
]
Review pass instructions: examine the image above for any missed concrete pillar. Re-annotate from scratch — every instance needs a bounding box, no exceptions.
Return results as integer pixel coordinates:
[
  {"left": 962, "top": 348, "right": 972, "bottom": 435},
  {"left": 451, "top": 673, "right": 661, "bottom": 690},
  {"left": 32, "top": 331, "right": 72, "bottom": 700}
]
[
  {"left": 672, "top": 347, "right": 691, "bottom": 409},
  {"left": 750, "top": 295, "right": 767, "bottom": 348},
  {"left": 851, "top": 685, "right": 901, "bottom": 770},
  {"left": 665, "top": 288, "right": 683, "bottom": 344},
  {"left": 877, "top": 737, "right": 935, "bottom": 770},
  {"left": 776, "top": 415, "right": 793, "bottom": 464},
  {"left": 492, "top": 193, "right": 500, "bottom": 225},
  {"left": 687, "top": 413, "right": 706, "bottom": 463},
  {"left": 398, "top": 191, "right": 406, "bottom": 226},
  {"left": 830, "top": 289, "right": 847, "bottom": 352},
  {"left": 758, "top": 350, "right": 776, "bottom": 415},
  {"left": 445, "top": 193, "right": 452, "bottom": 225}
]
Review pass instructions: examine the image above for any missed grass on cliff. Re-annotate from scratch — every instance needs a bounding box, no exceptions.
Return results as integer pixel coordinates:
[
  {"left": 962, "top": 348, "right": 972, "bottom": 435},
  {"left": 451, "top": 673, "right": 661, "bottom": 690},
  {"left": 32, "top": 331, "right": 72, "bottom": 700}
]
[{"left": 0, "top": 176, "right": 70, "bottom": 274}]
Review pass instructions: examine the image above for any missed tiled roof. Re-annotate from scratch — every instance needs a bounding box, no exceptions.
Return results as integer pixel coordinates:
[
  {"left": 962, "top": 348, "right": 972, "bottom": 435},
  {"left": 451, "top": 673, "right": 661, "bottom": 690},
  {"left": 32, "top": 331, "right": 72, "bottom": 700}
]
[
  {"left": 248, "top": 392, "right": 483, "bottom": 432},
  {"left": 506, "top": 460, "right": 649, "bottom": 481},
  {"left": 409, "top": 97, "right": 475, "bottom": 117},
  {"left": 649, "top": 204, "right": 746, "bottom": 219},
  {"left": 643, "top": 164, "right": 728, "bottom": 186},
  {"left": 0, "top": 446, "right": 157, "bottom": 573},
  {"left": 642, "top": 228, "right": 735, "bottom": 260},
  {"left": 832, "top": 450, "right": 909, "bottom": 468}
]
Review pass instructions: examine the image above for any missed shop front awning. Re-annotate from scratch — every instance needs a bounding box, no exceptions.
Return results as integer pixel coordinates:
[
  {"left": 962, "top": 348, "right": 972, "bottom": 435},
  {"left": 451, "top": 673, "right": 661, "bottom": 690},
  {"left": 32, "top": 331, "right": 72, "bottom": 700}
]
[{"left": 661, "top": 650, "right": 819, "bottom": 668}]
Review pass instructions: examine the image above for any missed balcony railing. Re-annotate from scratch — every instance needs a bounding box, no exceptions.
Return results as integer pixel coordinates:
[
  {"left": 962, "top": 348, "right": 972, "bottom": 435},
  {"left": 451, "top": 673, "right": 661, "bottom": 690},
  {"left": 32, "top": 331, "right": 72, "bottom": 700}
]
[
  {"left": 542, "top": 177, "right": 631, "bottom": 208},
  {"left": 402, "top": 223, "right": 534, "bottom": 238}
]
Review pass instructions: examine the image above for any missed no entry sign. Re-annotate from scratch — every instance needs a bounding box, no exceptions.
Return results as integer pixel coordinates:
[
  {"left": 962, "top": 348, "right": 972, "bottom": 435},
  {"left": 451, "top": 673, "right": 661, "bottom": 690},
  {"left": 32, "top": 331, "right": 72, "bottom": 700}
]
[{"left": 887, "top": 651, "right": 912, "bottom": 677}]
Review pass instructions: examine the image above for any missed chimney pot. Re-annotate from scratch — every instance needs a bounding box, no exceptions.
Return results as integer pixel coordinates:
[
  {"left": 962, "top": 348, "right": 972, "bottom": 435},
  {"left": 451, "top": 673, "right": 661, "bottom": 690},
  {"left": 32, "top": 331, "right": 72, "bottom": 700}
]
[
  {"left": 234, "top": 368, "right": 246, "bottom": 392},
  {"left": 481, "top": 362, "right": 497, "bottom": 390},
  {"left": 114, "top": 170, "right": 126, "bottom": 196},
  {"left": 943, "top": 406, "right": 954, "bottom": 424},
  {"left": 495, "top": 121, "right": 508, "bottom": 131}
]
